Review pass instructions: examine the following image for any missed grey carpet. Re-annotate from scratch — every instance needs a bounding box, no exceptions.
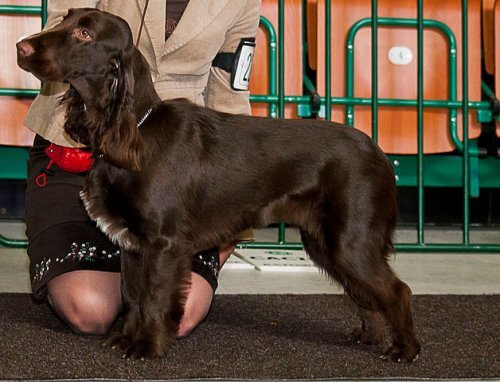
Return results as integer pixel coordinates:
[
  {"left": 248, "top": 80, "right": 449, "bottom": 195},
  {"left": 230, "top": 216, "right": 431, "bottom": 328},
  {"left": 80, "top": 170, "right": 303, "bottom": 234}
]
[{"left": 0, "top": 293, "right": 499, "bottom": 380}]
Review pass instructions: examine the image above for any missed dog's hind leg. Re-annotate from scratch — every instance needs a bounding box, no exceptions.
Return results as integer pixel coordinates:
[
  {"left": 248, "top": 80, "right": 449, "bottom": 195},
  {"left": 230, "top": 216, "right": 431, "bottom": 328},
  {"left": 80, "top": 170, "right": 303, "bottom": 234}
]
[
  {"left": 301, "top": 226, "right": 420, "bottom": 362},
  {"left": 300, "top": 230, "right": 385, "bottom": 345},
  {"left": 332, "top": 240, "right": 419, "bottom": 362}
]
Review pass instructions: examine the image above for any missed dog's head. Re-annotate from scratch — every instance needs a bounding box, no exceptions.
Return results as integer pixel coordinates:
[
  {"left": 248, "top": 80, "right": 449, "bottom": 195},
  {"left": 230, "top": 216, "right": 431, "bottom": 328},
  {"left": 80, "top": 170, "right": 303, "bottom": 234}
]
[{"left": 17, "top": 8, "right": 143, "bottom": 170}]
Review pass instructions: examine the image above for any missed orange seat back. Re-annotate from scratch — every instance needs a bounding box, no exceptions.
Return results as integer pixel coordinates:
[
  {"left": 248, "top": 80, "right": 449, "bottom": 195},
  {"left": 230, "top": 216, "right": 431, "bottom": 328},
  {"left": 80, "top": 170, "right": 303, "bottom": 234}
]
[
  {"left": 495, "top": 0, "right": 500, "bottom": 137},
  {"left": 250, "top": 0, "right": 303, "bottom": 118},
  {"left": 483, "top": 0, "right": 496, "bottom": 75},
  {"left": 314, "top": 0, "right": 482, "bottom": 154}
]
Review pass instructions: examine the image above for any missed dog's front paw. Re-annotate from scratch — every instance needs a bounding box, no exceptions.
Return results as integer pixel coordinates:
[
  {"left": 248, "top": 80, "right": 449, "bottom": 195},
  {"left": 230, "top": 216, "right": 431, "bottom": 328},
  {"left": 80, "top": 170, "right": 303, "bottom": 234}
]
[
  {"left": 104, "top": 331, "right": 132, "bottom": 352},
  {"left": 123, "top": 339, "right": 166, "bottom": 361},
  {"left": 380, "top": 341, "right": 421, "bottom": 363},
  {"left": 105, "top": 333, "right": 170, "bottom": 360}
]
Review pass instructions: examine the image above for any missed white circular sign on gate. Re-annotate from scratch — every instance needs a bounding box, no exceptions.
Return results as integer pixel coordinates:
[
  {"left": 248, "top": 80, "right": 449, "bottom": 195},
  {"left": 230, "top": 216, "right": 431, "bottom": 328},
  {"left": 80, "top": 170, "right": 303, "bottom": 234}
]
[{"left": 388, "top": 46, "right": 414, "bottom": 65}]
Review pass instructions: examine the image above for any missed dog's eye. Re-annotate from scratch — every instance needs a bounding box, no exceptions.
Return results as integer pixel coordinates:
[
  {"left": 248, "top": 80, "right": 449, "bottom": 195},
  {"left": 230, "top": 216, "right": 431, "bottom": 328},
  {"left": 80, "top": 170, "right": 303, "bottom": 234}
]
[{"left": 76, "top": 28, "right": 92, "bottom": 41}]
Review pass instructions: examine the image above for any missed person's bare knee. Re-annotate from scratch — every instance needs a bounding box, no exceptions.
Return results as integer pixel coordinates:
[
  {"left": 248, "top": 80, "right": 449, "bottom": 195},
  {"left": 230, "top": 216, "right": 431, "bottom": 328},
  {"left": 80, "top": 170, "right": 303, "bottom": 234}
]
[
  {"left": 47, "top": 270, "right": 121, "bottom": 335},
  {"left": 49, "top": 290, "right": 118, "bottom": 334},
  {"left": 177, "top": 272, "right": 214, "bottom": 338}
]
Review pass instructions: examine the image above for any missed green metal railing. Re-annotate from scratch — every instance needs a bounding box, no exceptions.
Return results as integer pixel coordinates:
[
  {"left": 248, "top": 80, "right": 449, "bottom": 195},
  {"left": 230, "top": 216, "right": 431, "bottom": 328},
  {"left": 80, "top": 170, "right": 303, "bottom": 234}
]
[
  {"left": 242, "top": 0, "right": 500, "bottom": 253},
  {"left": 1, "top": 1, "right": 500, "bottom": 253}
]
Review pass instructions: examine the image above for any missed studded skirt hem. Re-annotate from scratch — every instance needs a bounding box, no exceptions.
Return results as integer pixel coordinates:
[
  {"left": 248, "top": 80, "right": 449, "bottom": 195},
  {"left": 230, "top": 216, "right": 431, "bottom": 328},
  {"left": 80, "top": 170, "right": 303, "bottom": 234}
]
[{"left": 29, "top": 222, "right": 121, "bottom": 299}]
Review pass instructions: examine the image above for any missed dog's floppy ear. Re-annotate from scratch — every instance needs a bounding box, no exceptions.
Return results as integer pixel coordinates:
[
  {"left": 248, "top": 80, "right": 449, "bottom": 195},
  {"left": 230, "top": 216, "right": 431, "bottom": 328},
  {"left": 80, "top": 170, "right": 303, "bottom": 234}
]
[
  {"left": 100, "top": 49, "right": 143, "bottom": 171},
  {"left": 61, "top": 86, "right": 91, "bottom": 145}
]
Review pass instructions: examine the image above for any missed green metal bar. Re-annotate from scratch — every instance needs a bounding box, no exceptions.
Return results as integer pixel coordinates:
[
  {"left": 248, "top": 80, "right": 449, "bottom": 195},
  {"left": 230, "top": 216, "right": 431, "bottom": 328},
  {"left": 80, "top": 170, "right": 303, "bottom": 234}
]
[
  {"left": 481, "top": 80, "right": 496, "bottom": 99},
  {"left": 331, "top": 98, "right": 488, "bottom": 108},
  {"left": 371, "top": 0, "right": 378, "bottom": 143},
  {"left": 396, "top": 243, "right": 500, "bottom": 253},
  {"left": 0, "top": 5, "right": 42, "bottom": 14},
  {"left": 251, "top": 94, "right": 490, "bottom": 110},
  {"left": 481, "top": 80, "right": 499, "bottom": 122},
  {"left": 0, "top": 88, "right": 39, "bottom": 97},
  {"left": 462, "top": 0, "right": 470, "bottom": 245},
  {"left": 0, "top": 2, "right": 46, "bottom": 26},
  {"left": 257, "top": 16, "right": 278, "bottom": 118},
  {"left": 237, "top": 241, "right": 500, "bottom": 253},
  {"left": 0, "top": 235, "right": 27, "bottom": 249},
  {"left": 277, "top": 0, "right": 286, "bottom": 243},
  {"left": 417, "top": 0, "right": 425, "bottom": 245},
  {"left": 41, "top": 0, "right": 47, "bottom": 26},
  {"left": 278, "top": 0, "right": 285, "bottom": 120},
  {"left": 302, "top": 74, "right": 316, "bottom": 97},
  {"left": 250, "top": 95, "right": 309, "bottom": 104},
  {"left": 325, "top": 0, "right": 332, "bottom": 120}
]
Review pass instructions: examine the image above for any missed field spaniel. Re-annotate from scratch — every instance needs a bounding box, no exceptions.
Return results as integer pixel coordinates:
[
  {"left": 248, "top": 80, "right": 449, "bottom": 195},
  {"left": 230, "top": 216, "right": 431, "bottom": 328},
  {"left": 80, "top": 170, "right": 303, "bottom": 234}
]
[{"left": 17, "top": 8, "right": 420, "bottom": 362}]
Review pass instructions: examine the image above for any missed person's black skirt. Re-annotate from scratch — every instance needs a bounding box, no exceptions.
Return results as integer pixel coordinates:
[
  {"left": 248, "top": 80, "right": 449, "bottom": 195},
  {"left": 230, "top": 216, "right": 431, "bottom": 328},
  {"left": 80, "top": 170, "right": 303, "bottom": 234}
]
[{"left": 25, "top": 135, "right": 219, "bottom": 299}]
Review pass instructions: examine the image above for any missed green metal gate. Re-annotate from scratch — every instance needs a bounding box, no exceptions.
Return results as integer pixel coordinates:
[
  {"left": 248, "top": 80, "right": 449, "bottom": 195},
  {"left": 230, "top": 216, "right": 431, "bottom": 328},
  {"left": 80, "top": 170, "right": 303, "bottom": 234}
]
[
  {"left": 243, "top": 0, "right": 500, "bottom": 253},
  {"left": 1, "top": 0, "right": 499, "bottom": 253}
]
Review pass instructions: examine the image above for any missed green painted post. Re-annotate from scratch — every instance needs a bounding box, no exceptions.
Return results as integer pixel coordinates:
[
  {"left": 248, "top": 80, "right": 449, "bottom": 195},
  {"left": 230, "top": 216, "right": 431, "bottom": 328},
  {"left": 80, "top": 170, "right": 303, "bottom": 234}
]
[
  {"left": 253, "top": 16, "right": 279, "bottom": 118},
  {"left": 371, "top": 0, "right": 378, "bottom": 142},
  {"left": 41, "top": 0, "right": 47, "bottom": 26},
  {"left": 417, "top": 0, "right": 425, "bottom": 245},
  {"left": 325, "top": 0, "right": 332, "bottom": 121},
  {"left": 277, "top": 0, "right": 286, "bottom": 244},
  {"left": 462, "top": 0, "right": 470, "bottom": 245}
]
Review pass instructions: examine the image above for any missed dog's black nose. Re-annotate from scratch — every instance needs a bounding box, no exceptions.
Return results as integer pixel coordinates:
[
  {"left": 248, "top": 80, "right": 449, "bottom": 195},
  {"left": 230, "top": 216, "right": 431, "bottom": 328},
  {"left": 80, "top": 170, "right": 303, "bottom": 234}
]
[{"left": 16, "top": 40, "right": 34, "bottom": 57}]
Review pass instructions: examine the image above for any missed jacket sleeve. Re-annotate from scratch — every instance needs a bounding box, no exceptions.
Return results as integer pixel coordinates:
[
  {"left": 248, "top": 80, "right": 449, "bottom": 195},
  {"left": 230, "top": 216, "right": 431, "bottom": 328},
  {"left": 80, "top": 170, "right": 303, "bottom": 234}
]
[
  {"left": 44, "top": 0, "right": 100, "bottom": 29},
  {"left": 204, "top": 0, "right": 261, "bottom": 115}
]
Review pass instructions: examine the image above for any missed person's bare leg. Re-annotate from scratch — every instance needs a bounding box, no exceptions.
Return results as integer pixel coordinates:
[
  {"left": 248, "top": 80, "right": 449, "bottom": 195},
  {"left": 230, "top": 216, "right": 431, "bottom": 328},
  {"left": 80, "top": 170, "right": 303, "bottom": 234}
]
[
  {"left": 47, "top": 245, "right": 233, "bottom": 337},
  {"left": 47, "top": 270, "right": 122, "bottom": 334},
  {"left": 177, "top": 244, "right": 234, "bottom": 337}
]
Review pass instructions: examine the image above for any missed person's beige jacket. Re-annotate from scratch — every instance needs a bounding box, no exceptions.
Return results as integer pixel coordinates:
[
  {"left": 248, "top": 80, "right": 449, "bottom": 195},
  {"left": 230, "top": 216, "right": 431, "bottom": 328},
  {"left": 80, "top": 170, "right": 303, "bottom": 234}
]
[{"left": 24, "top": 0, "right": 261, "bottom": 147}]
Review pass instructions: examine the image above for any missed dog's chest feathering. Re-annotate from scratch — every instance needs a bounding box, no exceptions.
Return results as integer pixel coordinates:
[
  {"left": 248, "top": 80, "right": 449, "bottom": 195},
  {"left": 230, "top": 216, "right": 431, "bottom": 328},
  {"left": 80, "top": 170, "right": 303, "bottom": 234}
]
[{"left": 79, "top": 188, "right": 141, "bottom": 253}]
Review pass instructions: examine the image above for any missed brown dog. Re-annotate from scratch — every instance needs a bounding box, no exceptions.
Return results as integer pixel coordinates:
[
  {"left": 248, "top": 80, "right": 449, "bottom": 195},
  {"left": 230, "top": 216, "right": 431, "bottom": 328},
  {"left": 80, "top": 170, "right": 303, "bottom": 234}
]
[{"left": 17, "top": 8, "right": 420, "bottom": 362}]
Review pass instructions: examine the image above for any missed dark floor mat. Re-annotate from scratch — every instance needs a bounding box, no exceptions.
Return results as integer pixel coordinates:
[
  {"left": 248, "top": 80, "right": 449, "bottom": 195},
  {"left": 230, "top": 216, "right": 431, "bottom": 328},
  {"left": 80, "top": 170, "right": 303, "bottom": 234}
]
[{"left": 0, "top": 293, "right": 498, "bottom": 380}]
